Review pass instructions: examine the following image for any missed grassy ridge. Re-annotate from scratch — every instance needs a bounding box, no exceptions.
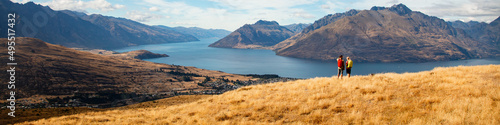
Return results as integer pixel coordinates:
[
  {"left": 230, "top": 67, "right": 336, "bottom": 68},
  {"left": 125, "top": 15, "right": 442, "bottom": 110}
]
[{"left": 21, "top": 65, "right": 500, "bottom": 124}]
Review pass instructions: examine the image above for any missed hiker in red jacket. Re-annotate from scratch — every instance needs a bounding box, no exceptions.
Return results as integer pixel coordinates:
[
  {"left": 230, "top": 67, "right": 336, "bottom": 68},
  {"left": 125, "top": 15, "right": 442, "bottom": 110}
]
[{"left": 337, "top": 55, "right": 345, "bottom": 79}]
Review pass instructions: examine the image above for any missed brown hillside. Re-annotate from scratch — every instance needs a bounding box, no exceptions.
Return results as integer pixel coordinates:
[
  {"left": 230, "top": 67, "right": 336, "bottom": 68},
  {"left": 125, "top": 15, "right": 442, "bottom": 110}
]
[
  {"left": 451, "top": 16, "right": 500, "bottom": 49},
  {"left": 209, "top": 20, "right": 295, "bottom": 49},
  {"left": 274, "top": 4, "right": 499, "bottom": 62},
  {"left": 272, "top": 9, "right": 359, "bottom": 52},
  {"left": 22, "top": 65, "right": 500, "bottom": 124},
  {"left": 0, "top": 37, "right": 251, "bottom": 107}
]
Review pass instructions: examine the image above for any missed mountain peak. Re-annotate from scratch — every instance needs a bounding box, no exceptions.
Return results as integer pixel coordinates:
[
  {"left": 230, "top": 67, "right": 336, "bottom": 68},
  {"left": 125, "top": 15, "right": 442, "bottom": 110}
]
[
  {"left": 370, "top": 6, "right": 386, "bottom": 11},
  {"left": 389, "top": 4, "right": 412, "bottom": 15},
  {"left": 274, "top": 3, "right": 499, "bottom": 62},
  {"left": 210, "top": 20, "right": 294, "bottom": 49},
  {"left": 255, "top": 20, "right": 279, "bottom": 25},
  {"left": 490, "top": 16, "right": 500, "bottom": 26},
  {"left": 494, "top": 16, "right": 500, "bottom": 22},
  {"left": 370, "top": 4, "right": 412, "bottom": 15},
  {"left": 345, "top": 9, "right": 359, "bottom": 15}
]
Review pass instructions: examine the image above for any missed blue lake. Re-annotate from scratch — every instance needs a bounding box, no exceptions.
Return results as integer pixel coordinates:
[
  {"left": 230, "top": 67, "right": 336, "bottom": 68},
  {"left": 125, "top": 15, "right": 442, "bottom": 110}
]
[{"left": 115, "top": 38, "right": 500, "bottom": 78}]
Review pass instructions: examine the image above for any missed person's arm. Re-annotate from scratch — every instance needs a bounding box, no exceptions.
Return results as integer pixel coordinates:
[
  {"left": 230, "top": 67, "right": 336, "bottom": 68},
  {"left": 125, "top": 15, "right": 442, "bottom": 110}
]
[{"left": 342, "top": 60, "right": 345, "bottom": 68}]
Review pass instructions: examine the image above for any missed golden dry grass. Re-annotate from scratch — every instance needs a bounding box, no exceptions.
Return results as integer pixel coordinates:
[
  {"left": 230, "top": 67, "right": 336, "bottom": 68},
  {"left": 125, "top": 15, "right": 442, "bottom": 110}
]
[
  {"left": 1, "top": 95, "right": 211, "bottom": 124},
  {"left": 114, "top": 95, "right": 212, "bottom": 110},
  {"left": 21, "top": 65, "right": 500, "bottom": 125}
]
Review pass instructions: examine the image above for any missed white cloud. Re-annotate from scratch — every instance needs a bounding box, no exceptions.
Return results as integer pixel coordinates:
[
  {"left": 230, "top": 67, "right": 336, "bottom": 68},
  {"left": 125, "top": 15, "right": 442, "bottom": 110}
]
[
  {"left": 11, "top": 0, "right": 30, "bottom": 3},
  {"left": 140, "top": 0, "right": 320, "bottom": 31},
  {"left": 114, "top": 4, "right": 125, "bottom": 9},
  {"left": 126, "top": 10, "right": 166, "bottom": 22},
  {"left": 143, "top": 0, "right": 204, "bottom": 15},
  {"left": 320, "top": 1, "right": 351, "bottom": 14},
  {"left": 40, "top": 0, "right": 124, "bottom": 12},
  {"left": 321, "top": 4, "right": 331, "bottom": 9},
  {"left": 170, "top": 22, "right": 196, "bottom": 25},
  {"left": 387, "top": 0, "right": 399, "bottom": 4},
  {"left": 418, "top": 0, "right": 500, "bottom": 22},
  {"left": 293, "top": 11, "right": 315, "bottom": 19},
  {"left": 149, "top": 7, "right": 159, "bottom": 11},
  {"left": 321, "top": 0, "right": 499, "bottom": 23},
  {"left": 209, "top": 0, "right": 318, "bottom": 10}
]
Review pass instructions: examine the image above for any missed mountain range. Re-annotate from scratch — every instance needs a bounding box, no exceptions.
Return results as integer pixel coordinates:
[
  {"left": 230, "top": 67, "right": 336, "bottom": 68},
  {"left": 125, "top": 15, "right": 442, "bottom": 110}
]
[
  {"left": 155, "top": 26, "right": 231, "bottom": 39},
  {"left": 209, "top": 20, "right": 296, "bottom": 49},
  {"left": 61, "top": 10, "right": 200, "bottom": 48},
  {"left": 272, "top": 9, "right": 360, "bottom": 51},
  {"left": 273, "top": 4, "right": 500, "bottom": 62},
  {"left": 283, "top": 23, "right": 311, "bottom": 33},
  {"left": 215, "top": 4, "right": 499, "bottom": 62},
  {"left": 0, "top": 0, "right": 227, "bottom": 49},
  {"left": 448, "top": 17, "right": 500, "bottom": 49}
]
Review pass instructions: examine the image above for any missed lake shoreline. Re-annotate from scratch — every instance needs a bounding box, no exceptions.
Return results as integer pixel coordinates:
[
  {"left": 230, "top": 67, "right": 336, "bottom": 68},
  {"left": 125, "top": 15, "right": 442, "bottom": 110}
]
[{"left": 114, "top": 38, "right": 500, "bottom": 79}]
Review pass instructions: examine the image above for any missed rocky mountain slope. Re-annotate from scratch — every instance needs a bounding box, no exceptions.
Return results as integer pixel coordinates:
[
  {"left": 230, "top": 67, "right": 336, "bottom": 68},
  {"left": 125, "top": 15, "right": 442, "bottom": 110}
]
[
  {"left": 273, "top": 4, "right": 499, "bottom": 62},
  {"left": 209, "top": 20, "right": 295, "bottom": 49},
  {"left": 0, "top": 0, "right": 198, "bottom": 49},
  {"left": 283, "top": 23, "right": 310, "bottom": 34},
  {"left": 449, "top": 17, "right": 500, "bottom": 49},
  {"left": 272, "top": 9, "right": 360, "bottom": 51}
]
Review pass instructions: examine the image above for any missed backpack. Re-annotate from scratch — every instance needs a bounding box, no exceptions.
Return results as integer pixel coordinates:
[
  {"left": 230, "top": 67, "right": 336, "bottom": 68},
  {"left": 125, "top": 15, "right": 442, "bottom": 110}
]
[
  {"left": 346, "top": 60, "right": 352, "bottom": 69},
  {"left": 337, "top": 59, "right": 344, "bottom": 69}
]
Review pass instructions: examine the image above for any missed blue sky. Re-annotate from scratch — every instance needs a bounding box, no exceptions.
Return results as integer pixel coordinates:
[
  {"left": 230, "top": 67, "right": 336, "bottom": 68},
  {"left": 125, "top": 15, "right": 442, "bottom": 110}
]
[{"left": 11, "top": 0, "right": 500, "bottom": 31}]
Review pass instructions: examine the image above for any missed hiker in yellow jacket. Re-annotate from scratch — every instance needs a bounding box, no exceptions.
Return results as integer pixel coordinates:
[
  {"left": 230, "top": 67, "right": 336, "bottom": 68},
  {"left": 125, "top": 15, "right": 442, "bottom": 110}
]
[{"left": 346, "top": 57, "right": 353, "bottom": 78}]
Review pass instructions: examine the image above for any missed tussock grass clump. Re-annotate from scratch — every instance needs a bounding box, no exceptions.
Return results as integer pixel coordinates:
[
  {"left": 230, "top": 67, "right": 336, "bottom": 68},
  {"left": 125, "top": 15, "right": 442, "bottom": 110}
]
[{"left": 23, "top": 65, "right": 500, "bottom": 124}]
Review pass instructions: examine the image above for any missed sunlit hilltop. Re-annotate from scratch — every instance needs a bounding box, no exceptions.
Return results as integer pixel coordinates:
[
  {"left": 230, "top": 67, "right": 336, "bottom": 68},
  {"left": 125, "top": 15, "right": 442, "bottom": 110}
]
[{"left": 22, "top": 65, "right": 500, "bottom": 124}]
